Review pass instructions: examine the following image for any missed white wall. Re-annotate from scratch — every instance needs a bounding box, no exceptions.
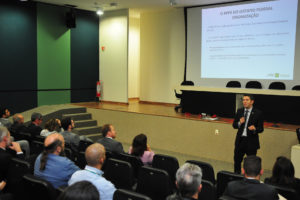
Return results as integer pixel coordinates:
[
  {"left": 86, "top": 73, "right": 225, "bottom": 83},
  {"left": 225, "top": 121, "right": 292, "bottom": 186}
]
[
  {"left": 128, "top": 10, "right": 140, "bottom": 98},
  {"left": 139, "top": 8, "right": 185, "bottom": 103},
  {"left": 99, "top": 9, "right": 128, "bottom": 103}
]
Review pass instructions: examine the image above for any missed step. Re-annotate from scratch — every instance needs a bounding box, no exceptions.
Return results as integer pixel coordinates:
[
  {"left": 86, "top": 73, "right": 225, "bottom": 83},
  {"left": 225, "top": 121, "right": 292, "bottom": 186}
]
[
  {"left": 63, "top": 113, "right": 92, "bottom": 121},
  {"left": 60, "top": 107, "right": 87, "bottom": 114},
  {"left": 74, "top": 119, "right": 97, "bottom": 128},
  {"left": 76, "top": 126, "right": 102, "bottom": 135}
]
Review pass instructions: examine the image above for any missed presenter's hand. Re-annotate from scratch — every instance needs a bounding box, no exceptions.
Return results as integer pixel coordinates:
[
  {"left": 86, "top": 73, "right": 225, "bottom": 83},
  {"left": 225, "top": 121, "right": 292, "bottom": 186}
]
[
  {"left": 240, "top": 117, "right": 245, "bottom": 124},
  {"left": 248, "top": 125, "right": 256, "bottom": 131}
]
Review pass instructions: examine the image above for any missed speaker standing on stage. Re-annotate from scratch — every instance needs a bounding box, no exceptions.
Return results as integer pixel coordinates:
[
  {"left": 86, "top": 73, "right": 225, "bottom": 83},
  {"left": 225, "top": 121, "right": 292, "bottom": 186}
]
[{"left": 233, "top": 94, "right": 264, "bottom": 174}]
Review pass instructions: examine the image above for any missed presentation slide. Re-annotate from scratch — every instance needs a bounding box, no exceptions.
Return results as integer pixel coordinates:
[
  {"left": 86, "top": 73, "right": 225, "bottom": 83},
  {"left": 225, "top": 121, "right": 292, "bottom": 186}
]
[{"left": 201, "top": 0, "right": 298, "bottom": 80}]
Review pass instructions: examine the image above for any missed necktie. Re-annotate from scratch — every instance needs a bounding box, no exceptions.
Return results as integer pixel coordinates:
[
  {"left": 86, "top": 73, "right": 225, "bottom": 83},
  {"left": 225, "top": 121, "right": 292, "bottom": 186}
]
[{"left": 244, "top": 109, "right": 249, "bottom": 120}]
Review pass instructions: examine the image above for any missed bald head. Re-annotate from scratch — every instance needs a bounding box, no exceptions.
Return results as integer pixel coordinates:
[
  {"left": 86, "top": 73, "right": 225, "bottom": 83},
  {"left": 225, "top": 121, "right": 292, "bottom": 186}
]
[
  {"left": 85, "top": 143, "right": 106, "bottom": 167},
  {"left": 44, "top": 133, "right": 64, "bottom": 147},
  {"left": 13, "top": 114, "right": 24, "bottom": 124}
]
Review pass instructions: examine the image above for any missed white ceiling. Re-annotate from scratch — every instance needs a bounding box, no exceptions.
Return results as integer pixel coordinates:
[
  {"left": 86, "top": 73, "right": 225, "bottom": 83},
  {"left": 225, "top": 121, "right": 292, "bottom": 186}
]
[{"left": 33, "top": 0, "right": 245, "bottom": 12}]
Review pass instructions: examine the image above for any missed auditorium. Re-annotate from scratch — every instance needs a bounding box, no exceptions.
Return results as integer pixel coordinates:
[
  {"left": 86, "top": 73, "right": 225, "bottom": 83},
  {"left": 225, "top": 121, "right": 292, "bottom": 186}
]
[{"left": 1, "top": 0, "right": 300, "bottom": 199}]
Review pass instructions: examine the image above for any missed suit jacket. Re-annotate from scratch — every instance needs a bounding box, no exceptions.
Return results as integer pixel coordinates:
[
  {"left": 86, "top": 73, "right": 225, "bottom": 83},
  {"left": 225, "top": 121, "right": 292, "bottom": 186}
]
[
  {"left": 232, "top": 107, "right": 263, "bottom": 150},
  {"left": 97, "top": 137, "right": 124, "bottom": 154},
  {"left": 224, "top": 178, "right": 279, "bottom": 200},
  {"left": 27, "top": 123, "right": 43, "bottom": 138},
  {"left": 0, "top": 148, "right": 24, "bottom": 182}
]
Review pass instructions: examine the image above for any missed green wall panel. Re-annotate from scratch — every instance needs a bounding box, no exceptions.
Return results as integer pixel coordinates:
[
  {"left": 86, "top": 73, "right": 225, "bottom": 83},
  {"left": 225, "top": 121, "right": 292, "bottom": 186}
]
[
  {"left": 38, "top": 91, "right": 70, "bottom": 106},
  {"left": 37, "top": 4, "right": 70, "bottom": 106}
]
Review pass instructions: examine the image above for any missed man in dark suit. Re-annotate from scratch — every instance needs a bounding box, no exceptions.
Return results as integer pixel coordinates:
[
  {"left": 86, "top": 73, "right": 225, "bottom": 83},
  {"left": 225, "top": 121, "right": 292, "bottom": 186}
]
[
  {"left": 27, "top": 112, "right": 43, "bottom": 138},
  {"left": 233, "top": 94, "right": 264, "bottom": 174},
  {"left": 0, "top": 126, "right": 24, "bottom": 192},
  {"left": 97, "top": 124, "right": 124, "bottom": 154},
  {"left": 224, "top": 155, "right": 279, "bottom": 200}
]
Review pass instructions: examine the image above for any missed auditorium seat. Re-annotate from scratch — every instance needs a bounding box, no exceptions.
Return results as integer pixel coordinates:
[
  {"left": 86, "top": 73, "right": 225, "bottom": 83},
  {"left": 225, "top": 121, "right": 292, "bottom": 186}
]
[
  {"left": 269, "top": 82, "right": 286, "bottom": 90},
  {"left": 22, "top": 174, "right": 57, "bottom": 200},
  {"left": 74, "top": 151, "right": 86, "bottom": 169},
  {"left": 216, "top": 171, "right": 243, "bottom": 198},
  {"left": 113, "top": 189, "right": 152, "bottom": 200},
  {"left": 245, "top": 81, "right": 262, "bottom": 89},
  {"left": 226, "top": 81, "right": 241, "bottom": 88},
  {"left": 218, "top": 195, "right": 243, "bottom": 200},
  {"left": 268, "top": 184, "right": 298, "bottom": 200},
  {"left": 186, "top": 160, "right": 216, "bottom": 184},
  {"left": 152, "top": 154, "right": 179, "bottom": 189},
  {"left": 104, "top": 158, "right": 135, "bottom": 190},
  {"left": 78, "top": 140, "right": 93, "bottom": 152},
  {"left": 116, "top": 153, "right": 143, "bottom": 179},
  {"left": 31, "top": 140, "right": 44, "bottom": 155},
  {"left": 6, "top": 158, "right": 31, "bottom": 195},
  {"left": 198, "top": 179, "right": 217, "bottom": 200},
  {"left": 136, "top": 166, "right": 173, "bottom": 200},
  {"left": 292, "top": 85, "right": 300, "bottom": 90}
]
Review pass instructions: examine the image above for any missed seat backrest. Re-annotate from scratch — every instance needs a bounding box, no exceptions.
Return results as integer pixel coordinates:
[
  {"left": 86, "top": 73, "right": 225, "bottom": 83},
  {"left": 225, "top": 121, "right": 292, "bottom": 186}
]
[
  {"left": 226, "top": 81, "right": 241, "bottom": 88},
  {"left": 198, "top": 179, "right": 217, "bottom": 200},
  {"left": 78, "top": 140, "right": 93, "bottom": 152},
  {"left": 186, "top": 160, "right": 216, "bottom": 184},
  {"left": 292, "top": 85, "right": 300, "bottom": 90},
  {"left": 34, "top": 135, "right": 45, "bottom": 142},
  {"left": 64, "top": 147, "right": 74, "bottom": 161},
  {"left": 31, "top": 140, "right": 44, "bottom": 155},
  {"left": 15, "top": 132, "right": 32, "bottom": 142},
  {"left": 113, "top": 189, "right": 152, "bottom": 200},
  {"left": 218, "top": 195, "right": 246, "bottom": 200},
  {"left": 245, "top": 81, "right": 262, "bottom": 89},
  {"left": 269, "top": 82, "right": 286, "bottom": 90},
  {"left": 136, "top": 166, "right": 172, "bottom": 200},
  {"left": 216, "top": 171, "right": 243, "bottom": 198},
  {"left": 74, "top": 151, "right": 86, "bottom": 169},
  {"left": 7, "top": 157, "right": 31, "bottom": 189},
  {"left": 22, "top": 174, "right": 57, "bottom": 200},
  {"left": 116, "top": 153, "right": 143, "bottom": 178},
  {"left": 104, "top": 158, "right": 134, "bottom": 190},
  {"left": 152, "top": 154, "right": 179, "bottom": 188},
  {"left": 265, "top": 183, "right": 299, "bottom": 200}
]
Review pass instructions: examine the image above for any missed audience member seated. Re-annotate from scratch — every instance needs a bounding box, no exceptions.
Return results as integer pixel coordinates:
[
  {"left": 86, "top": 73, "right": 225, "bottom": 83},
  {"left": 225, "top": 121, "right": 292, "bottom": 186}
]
[
  {"left": 128, "top": 133, "right": 154, "bottom": 166},
  {"left": 166, "top": 163, "right": 202, "bottom": 200},
  {"left": 34, "top": 133, "right": 80, "bottom": 188},
  {"left": 0, "top": 126, "right": 24, "bottom": 191},
  {"left": 58, "top": 181, "right": 99, "bottom": 200},
  {"left": 97, "top": 124, "right": 124, "bottom": 154},
  {"left": 27, "top": 112, "right": 43, "bottom": 138},
  {"left": 61, "top": 117, "right": 92, "bottom": 152},
  {"left": 40, "top": 118, "right": 61, "bottom": 137},
  {"left": 265, "top": 156, "right": 300, "bottom": 197},
  {"left": 0, "top": 107, "right": 12, "bottom": 129},
  {"left": 9, "top": 114, "right": 28, "bottom": 135},
  {"left": 223, "top": 155, "right": 279, "bottom": 200},
  {"left": 69, "top": 143, "right": 116, "bottom": 200}
]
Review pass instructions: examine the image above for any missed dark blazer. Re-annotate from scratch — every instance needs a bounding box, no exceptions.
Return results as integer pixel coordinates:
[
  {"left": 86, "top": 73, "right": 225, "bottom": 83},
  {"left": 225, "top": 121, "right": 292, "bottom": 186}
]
[
  {"left": 232, "top": 107, "right": 264, "bottom": 150},
  {"left": 27, "top": 123, "right": 42, "bottom": 138},
  {"left": 97, "top": 137, "right": 124, "bottom": 154},
  {"left": 0, "top": 148, "right": 24, "bottom": 182},
  {"left": 224, "top": 178, "right": 279, "bottom": 200}
]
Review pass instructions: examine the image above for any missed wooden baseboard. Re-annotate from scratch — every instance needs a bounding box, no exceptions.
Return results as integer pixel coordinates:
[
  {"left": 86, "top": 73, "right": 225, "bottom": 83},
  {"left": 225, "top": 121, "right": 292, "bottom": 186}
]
[
  {"left": 139, "top": 100, "right": 177, "bottom": 107},
  {"left": 128, "top": 97, "right": 140, "bottom": 101},
  {"left": 100, "top": 100, "right": 129, "bottom": 105}
]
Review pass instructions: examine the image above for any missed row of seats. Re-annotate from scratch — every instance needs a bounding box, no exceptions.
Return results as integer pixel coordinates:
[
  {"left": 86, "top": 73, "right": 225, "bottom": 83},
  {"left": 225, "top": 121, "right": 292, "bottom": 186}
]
[{"left": 226, "top": 80, "right": 300, "bottom": 90}]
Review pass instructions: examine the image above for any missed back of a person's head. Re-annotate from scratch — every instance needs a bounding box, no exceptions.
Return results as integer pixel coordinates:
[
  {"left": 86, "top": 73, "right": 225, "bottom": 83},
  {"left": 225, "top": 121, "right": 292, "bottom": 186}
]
[
  {"left": 61, "top": 117, "right": 72, "bottom": 131},
  {"left": 57, "top": 181, "right": 99, "bottom": 200},
  {"left": 85, "top": 143, "right": 105, "bottom": 167},
  {"left": 31, "top": 112, "right": 42, "bottom": 122},
  {"left": 132, "top": 133, "right": 147, "bottom": 157},
  {"left": 176, "top": 163, "right": 202, "bottom": 197},
  {"left": 243, "top": 155, "right": 261, "bottom": 177},
  {"left": 12, "top": 114, "right": 23, "bottom": 124},
  {"left": 0, "top": 107, "right": 8, "bottom": 118},
  {"left": 270, "top": 156, "right": 295, "bottom": 185},
  {"left": 45, "top": 118, "right": 59, "bottom": 132},
  {"left": 101, "top": 124, "right": 111, "bottom": 137}
]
